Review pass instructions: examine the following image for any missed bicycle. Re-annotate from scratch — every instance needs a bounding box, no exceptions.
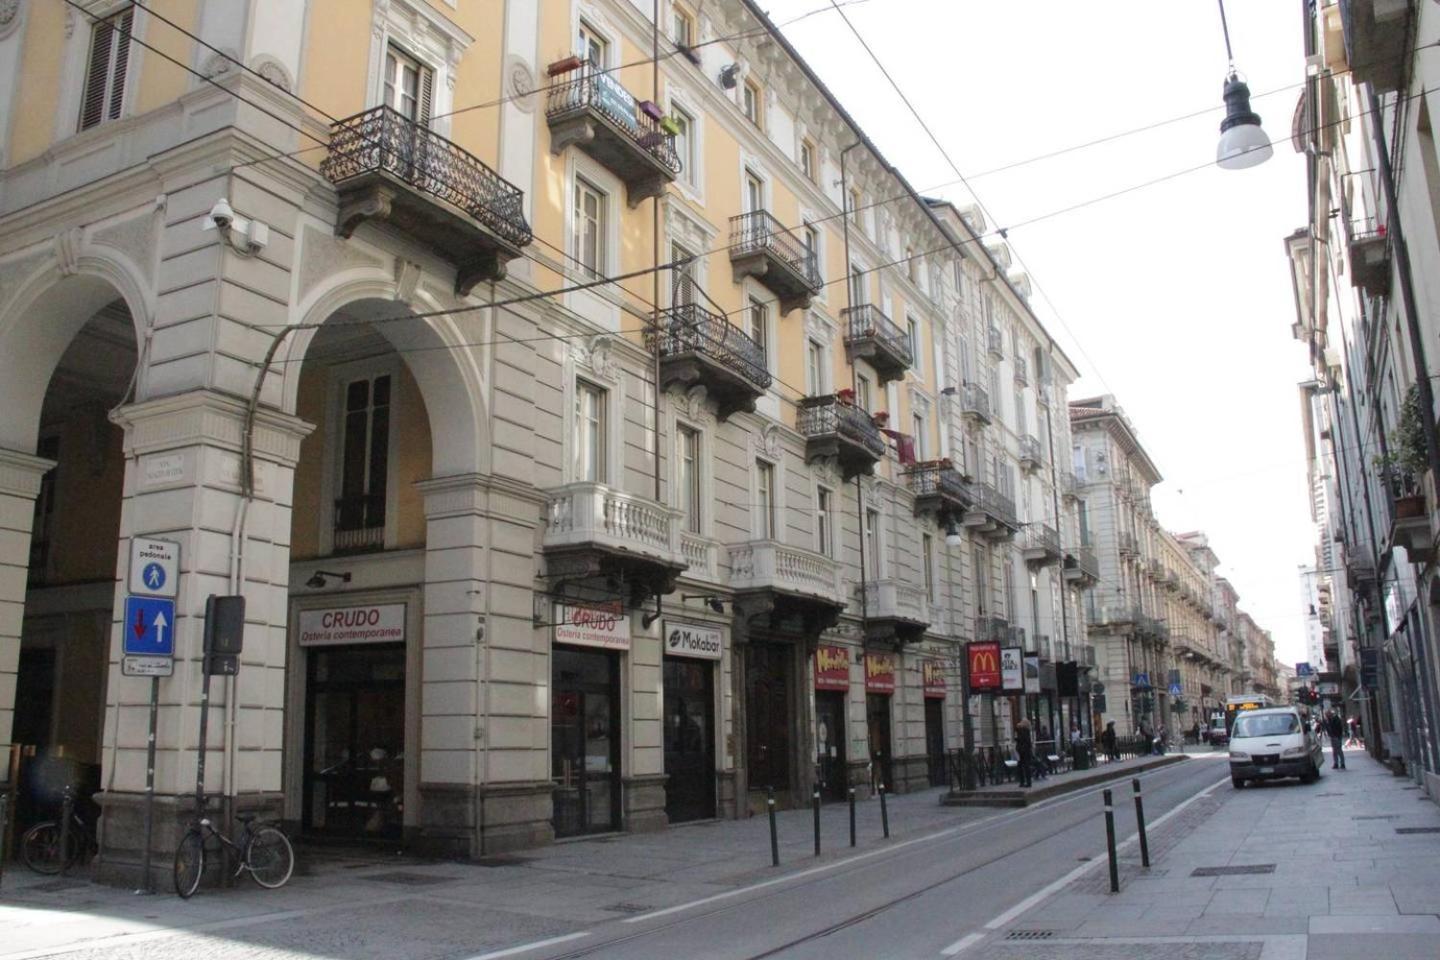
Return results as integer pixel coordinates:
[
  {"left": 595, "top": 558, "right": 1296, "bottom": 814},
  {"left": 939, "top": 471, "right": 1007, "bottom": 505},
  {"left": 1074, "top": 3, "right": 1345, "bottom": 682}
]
[
  {"left": 173, "top": 811, "right": 295, "bottom": 899},
  {"left": 20, "top": 787, "right": 95, "bottom": 875}
]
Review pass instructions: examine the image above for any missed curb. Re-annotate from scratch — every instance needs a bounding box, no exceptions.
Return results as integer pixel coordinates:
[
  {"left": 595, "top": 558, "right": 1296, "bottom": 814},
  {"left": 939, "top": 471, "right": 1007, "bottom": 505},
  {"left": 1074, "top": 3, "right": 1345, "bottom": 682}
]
[{"left": 940, "top": 754, "right": 1189, "bottom": 807}]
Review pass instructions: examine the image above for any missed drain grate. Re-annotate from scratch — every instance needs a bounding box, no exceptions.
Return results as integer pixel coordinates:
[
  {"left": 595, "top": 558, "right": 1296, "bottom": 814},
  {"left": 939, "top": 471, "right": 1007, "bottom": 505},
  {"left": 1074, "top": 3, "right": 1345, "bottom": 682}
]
[
  {"left": 1396, "top": 827, "right": 1440, "bottom": 835},
  {"left": 603, "top": 903, "right": 653, "bottom": 915},
  {"left": 1191, "top": 864, "right": 1276, "bottom": 877},
  {"left": 360, "top": 871, "right": 457, "bottom": 886},
  {"left": 1353, "top": 814, "right": 1398, "bottom": 820},
  {"left": 1005, "top": 930, "right": 1056, "bottom": 941}
]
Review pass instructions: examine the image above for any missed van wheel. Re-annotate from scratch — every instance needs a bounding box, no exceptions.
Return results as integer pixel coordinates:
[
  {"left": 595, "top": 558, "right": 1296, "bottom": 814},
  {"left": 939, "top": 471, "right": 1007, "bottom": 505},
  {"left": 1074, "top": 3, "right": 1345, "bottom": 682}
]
[
  {"left": 1300, "top": 766, "right": 1316, "bottom": 784},
  {"left": 1232, "top": 777, "right": 1244, "bottom": 789}
]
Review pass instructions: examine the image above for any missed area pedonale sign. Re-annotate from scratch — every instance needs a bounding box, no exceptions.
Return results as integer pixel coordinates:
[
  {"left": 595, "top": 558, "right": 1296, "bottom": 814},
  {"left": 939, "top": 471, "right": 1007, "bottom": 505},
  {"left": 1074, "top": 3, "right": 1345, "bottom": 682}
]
[{"left": 968, "top": 641, "right": 1001, "bottom": 691}]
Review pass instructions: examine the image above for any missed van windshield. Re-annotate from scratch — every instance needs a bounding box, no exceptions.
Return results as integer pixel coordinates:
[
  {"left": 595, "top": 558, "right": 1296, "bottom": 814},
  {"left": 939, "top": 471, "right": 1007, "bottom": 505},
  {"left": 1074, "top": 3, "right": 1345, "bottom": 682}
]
[{"left": 1232, "top": 713, "right": 1299, "bottom": 738}]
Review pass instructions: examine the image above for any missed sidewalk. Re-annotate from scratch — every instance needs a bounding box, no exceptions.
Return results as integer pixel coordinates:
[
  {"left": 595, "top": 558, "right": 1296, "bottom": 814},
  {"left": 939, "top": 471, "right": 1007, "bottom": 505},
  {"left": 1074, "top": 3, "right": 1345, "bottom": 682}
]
[
  {"left": 976, "top": 744, "right": 1440, "bottom": 959},
  {"left": 944, "top": 750, "right": 1192, "bottom": 807}
]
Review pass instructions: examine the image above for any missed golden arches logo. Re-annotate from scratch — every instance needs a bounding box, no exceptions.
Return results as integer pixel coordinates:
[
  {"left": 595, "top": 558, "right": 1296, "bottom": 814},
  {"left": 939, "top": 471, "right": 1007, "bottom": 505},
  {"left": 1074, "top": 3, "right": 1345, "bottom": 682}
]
[{"left": 971, "top": 651, "right": 998, "bottom": 672}]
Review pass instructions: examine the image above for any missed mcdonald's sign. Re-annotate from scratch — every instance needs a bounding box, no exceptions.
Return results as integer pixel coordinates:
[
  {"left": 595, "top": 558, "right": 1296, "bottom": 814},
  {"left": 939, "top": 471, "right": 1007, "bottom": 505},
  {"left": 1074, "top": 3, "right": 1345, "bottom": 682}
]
[{"left": 968, "top": 641, "right": 1001, "bottom": 691}]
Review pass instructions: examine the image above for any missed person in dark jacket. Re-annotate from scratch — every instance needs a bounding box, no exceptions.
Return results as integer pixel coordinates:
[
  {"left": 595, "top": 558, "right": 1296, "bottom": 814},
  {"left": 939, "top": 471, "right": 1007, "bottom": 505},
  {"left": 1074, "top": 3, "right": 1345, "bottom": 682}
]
[
  {"left": 1325, "top": 710, "right": 1347, "bottom": 769},
  {"left": 1015, "top": 719, "right": 1034, "bottom": 788},
  {"left": 1101, "top": 721, "right": 1118, "bottom": 762}
]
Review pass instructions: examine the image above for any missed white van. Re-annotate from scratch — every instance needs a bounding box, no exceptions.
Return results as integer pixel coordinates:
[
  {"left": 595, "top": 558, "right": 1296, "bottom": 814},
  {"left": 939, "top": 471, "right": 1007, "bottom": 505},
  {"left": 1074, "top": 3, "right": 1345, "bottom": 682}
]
[{"left": 1228, "top": 706, "right": 1323, "bottom": 787}]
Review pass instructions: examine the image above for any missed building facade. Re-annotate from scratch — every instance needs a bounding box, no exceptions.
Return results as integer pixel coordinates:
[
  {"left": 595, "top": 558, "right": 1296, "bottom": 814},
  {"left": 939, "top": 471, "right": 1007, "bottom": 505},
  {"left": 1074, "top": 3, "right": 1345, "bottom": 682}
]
[{"left": 0, "top": 0, "right": 1101, "bottom": 872}]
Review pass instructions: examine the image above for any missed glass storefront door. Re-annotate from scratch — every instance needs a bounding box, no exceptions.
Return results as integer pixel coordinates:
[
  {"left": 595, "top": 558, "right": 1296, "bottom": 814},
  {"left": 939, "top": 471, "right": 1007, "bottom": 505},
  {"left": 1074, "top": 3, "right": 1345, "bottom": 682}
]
[
  {"left": 815, "top": 690, "right": 848, "bottom": 800},
  {"left": 745, "top": 643, "right": 793, "bottom": 794},
  {"left": 663, "top": 656, "right": 715, "bottom": 822},
  {"left": 552, "top": 646, "right": 620, "bottom": 837},
  {"left": 924, "top": 698, "right": 947, "bottom": 786},
  {"left": 303, "top": 643, "right": 406, "bottom": 839},
  {"left": 866, "top": 693, "right": 893, "bottom": 791}
]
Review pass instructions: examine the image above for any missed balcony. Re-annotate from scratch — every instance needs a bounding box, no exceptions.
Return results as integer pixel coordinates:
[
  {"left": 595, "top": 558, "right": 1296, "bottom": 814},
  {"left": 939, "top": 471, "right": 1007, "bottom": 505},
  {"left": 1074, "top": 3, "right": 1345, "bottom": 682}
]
[
  {"left": 798, "top": 394, "right": 886, "bottom": 480},
  {"left": 729, "top": 210, "right": 822, "bottom": 314},
  {"left": 1117, "top": 531, "right": 1139, "bottom": 558},
  {"left": 842, "top": 303, "right": 913, "bottom": 385},
  {"left": 959, "top": 382, "right": 991, "bottom": 425},
  {"left": 986, "top": 325, "right": 1004, "bottom": 359},
  {"left": 1018, "top": 434, "right": 1043, "bottom": 473},
  {"left": 333, "top": 494, "right": 386, "bottom": 554},
  {"left": 1060, "top": 470, "right": 1080, "bottom": 501},
  {"left": 1387, "top": 469, "right": 1434, "bottom": 561},
  {"left": 542, "top": 481, "right": 687, "bottom": 604},
  {"left": 963, "top": 481, "right": 1019, "bottom": 542},
  {"left": 1346, "top": 545, "right": 1377, "bottom": 591},
  {"left": 858, "top": 579, "right": 930, "bottom": 644},
  {"left": 322, "top": 106, "right": 532, "bottom": 296},
  {"left": 650, "top": 302, "right": 771, "bottom": 421},
  {"left": 904, "top": 459, "right": 973, "bottom": 525},
  {"left": 1339, "top": 0, "right": 1412, "bottom": 93},
  {"left": 1013, "top": 355, "right": 1029, "bottom": 385},
  {"left": 546, "top": 60, "right": 680, "bottom": 205},
  {"left": 1022, "top": 524, "right": 1062, "bottom": 567},
  {"left": 976, "top": 615, "right": 1010, "bottom": 644},
  {"left": 1063, "top": 544, "right": 1100, "bottom": 587},
  {"left": 729, "top": 540, "right": 846, "bottom": 642},
  {"left": 1347, "top": 227, "right": 1391, "bottom": 296}
]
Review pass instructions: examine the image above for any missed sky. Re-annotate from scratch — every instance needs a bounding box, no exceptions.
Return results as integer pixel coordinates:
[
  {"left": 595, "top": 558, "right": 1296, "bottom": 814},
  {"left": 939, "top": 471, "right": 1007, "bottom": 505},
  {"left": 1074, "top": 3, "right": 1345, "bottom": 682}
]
[{"left": 767, "top": 0, "right": 1318, "bottom": 664}]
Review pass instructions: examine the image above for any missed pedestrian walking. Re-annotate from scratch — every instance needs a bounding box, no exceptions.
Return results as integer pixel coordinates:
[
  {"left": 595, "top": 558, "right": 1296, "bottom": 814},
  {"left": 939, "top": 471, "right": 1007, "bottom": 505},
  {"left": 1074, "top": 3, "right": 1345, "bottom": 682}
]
[
  {"left": 1325, "top": 710, "right": 1347, "bottom": 769},
  {"left": 1155, "top": 724, "right": 1167, "bottom": 756},
  {"left": 1101, "top": 720, "right": 1118, "bottom": 762},
  {"left": 1015, "top": 719, "right": 1034, "bottom": 788}
]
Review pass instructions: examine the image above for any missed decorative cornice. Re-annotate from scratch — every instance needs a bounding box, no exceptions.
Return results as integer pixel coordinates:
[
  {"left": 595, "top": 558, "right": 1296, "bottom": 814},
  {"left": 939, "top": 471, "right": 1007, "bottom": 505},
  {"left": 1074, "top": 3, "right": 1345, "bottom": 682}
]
[
  {"left": 0, "top": 447, "right": 56, "bottom": 498},
  {"left": 110, "top": 390, "right": 314, "bottom": 465}
]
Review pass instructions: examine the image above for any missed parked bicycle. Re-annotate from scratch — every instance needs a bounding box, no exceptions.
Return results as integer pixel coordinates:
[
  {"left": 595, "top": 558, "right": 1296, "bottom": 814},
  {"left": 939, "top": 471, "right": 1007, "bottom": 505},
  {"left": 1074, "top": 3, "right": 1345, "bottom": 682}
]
[
  {"left": 173, "top": 810, "right": 294, "bottom": 898},
  {"left": 20, "top": 785, "right": 95, "bottom": 875}
]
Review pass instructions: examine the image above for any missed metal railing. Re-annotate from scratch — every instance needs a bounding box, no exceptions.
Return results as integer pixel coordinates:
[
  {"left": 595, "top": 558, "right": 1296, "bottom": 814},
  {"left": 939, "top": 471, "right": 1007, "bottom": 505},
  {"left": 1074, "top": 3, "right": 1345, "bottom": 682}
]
[
  {"left": 1019, "top": 434, "right": 1043, "bottom": 466},
  {"left": 1026, "top": 523, "right": 1060, "bottom": 556},
  {"left": 1013, "top": 355, "right": 1029, "bottom": 384},
  {"left": 1117, "top": 531, "right": 1139, "bottom": 557},
  {"left": 960, "top": 382, "right": 990, "bottom": 420},
  {"left": 321, "top": 105, "right": 532, "bottom": 248},
  {"left": 649, "top": 302, "right": 772, "bottom": 390},
  {"left": 1075, "top": 544, "right": 1100, "bottom": 580},
  {"left": 333, "top": 494, "right": 386, "bottom": 553},
  {"left": 972, "top": 480, "right": 1017, "bottom": 528},
  {"left": 903, "top": 459, "right": 971, "bottom": 505},
  {"left": 544, "top": 61, "right": 681, "bottom": 173},
  {"left": 729, "top": 209, "right": 821, "bottom": 288},
  {"left": 841, "top": 303, "right": 912, "bottom": 365},
  {"left": 986, "top": 325, "right": 1004, "bottom": 358},
  {"left": 797, "top": 395, "right": 886, "bottom": 458}
]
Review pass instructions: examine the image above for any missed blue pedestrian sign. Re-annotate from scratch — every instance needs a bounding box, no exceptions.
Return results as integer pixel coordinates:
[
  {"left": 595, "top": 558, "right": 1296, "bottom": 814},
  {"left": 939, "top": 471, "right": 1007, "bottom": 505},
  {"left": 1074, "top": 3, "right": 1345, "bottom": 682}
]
[
  {"left": 123, "top": 595, "right": 176, "bottom": 657},
  {"left": 128, "top": 537, "right": 179, "bottom": 598},
  {"left": 141, "top": 562, "right": 166, "bottom": 593},
  {"left": 1168, "top": 682, "right": 1183, "bottom": 696}
]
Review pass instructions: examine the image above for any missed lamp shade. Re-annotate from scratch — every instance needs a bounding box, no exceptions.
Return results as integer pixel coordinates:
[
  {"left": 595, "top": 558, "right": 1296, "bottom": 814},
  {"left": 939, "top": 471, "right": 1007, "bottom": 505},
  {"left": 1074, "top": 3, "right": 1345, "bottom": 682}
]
[{"left": 1216, "top": 74, "right": 1272, "bottom": 170}]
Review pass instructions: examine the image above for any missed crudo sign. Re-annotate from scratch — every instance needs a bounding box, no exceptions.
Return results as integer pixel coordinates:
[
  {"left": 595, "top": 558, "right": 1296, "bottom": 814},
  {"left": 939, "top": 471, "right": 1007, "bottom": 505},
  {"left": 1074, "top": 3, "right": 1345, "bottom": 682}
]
[
  {"left": 299, "top": 604, "right": 406, "bottom": 646},
  {"left": 555, "top": 601, "right": 628, "bottom": 651}
]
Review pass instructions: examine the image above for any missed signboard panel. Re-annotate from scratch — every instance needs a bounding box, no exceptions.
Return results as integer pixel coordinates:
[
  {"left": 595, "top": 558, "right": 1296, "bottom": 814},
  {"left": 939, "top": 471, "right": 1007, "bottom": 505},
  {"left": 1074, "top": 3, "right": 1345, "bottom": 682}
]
[
  {"left": 298, "top": 604, "right": 406, "bottom": 647},
  {"left": 922, "top": 660, "right": 946, "bottom": 699},
  {"left": 1023, "top": 654, "right": 1041, "bottom": 694},
  {"left": 815, "top": 645, "right": 851, "bottom": 690},
  {"left": 129, "top": 537, "right": 180, "bottom": 598},
  {"left": 663, "top": 621, "right": 722, "bottom": 660},
  {"left": 122, "top": 595, "right": 176, "bottom": 657},
  {"left": 1296, "top": 661, "right": 1314, "bottom": 677},
  {"left": 1001, "top": 646, "right": 1024, "bottom": 692},
  {"left": 864, "top": 653, "right": 896, "bottom": 694},
  {"left": 123, "top": 655, "right": 174, "bottom": 678},
  {"left": 553, "top": 601, "right": 628, "bottom": 651},
  {"left": 968, "top": 642, "right": 1001, "bottom": 691},
  {"left": 1317, "top": 681, "right": 1341, "bottom": 696}
]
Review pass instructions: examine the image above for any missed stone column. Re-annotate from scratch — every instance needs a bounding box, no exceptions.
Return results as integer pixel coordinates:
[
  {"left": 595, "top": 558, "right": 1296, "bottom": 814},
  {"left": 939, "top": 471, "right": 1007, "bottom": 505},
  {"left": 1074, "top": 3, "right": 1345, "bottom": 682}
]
[
  {"left": 0, "top": 448, "right": 57, "bottom": 774},
  {"left": 416, "top": 473, "right": 548, "bottom": 857},
  {"left": 98, "top": 390, "right": 311, "bottom": 879}
]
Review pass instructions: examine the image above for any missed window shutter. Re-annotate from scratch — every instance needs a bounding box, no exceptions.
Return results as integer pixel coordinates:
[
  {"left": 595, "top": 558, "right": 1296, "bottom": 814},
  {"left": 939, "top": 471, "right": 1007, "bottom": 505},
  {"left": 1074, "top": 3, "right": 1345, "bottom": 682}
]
[
  {"left": 107, "top": 9, "right": 133, "bottom": 122},
  {"left": 80, "top": 19, "right": 114, "bottom": 130},
  {"left": 418, "top": 65, "right": 434, "bottom": 127}
]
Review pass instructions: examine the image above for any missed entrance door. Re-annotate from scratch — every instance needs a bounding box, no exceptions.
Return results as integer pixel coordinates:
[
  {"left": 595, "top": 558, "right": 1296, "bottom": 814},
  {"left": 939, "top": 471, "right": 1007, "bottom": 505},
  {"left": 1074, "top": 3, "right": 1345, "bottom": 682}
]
[
  {"left": 745, "top": 643, "right": 792, "bottom": 793},
  {"left": 663, "top": 656, "right": 715, "bottom": 822},
  {"left": 866, "top": 693, "right": 893, "bottom": 791},
  {"left": 815, "top": 690, "right": 848, "bottom": 800},
  {"left": 303, "top": 644, "right": 406, "bottom": 839},
  {"left": 552, "top": 647, "right": 620, "bottom": 837},
  {"left": 924, "top": 699, "right": 946, "bottom": 787}
]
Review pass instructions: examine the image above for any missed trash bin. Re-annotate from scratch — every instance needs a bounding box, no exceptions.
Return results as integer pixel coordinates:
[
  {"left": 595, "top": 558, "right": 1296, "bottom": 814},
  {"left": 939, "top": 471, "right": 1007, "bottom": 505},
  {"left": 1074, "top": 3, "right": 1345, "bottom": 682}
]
[{"left": 1072, "top": 743, "right": 1091, "bottom": 771}]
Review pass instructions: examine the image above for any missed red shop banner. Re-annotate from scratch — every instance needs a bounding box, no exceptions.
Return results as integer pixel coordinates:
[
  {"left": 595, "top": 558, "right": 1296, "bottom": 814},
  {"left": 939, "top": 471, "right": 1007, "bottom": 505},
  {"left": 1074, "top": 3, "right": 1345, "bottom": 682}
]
[
  {"left": 864, "top": 652, "right": 896, "bottom": 694},
  {"left": 968, "top": 641, "right": 1002, "bottom": 692},
  {"left": 815, "top": 644, "right": 851, "bottom": 691},
  {"left": 923, "top": 660, "right": 946, "bottom": 699}
]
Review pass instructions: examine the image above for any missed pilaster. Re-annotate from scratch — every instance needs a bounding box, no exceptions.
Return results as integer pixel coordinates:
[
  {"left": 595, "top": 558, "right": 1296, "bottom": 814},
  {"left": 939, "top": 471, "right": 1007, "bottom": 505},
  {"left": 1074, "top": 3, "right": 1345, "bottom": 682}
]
[{"left": 0, "top": 448, "right": 57, "bottom": 774}]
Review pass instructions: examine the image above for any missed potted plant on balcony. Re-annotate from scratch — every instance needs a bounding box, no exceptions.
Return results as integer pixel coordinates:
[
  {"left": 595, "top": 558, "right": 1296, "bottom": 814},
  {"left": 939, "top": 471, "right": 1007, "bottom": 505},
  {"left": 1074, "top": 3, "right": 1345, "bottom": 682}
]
[
  {"left": 1374, "top": 385, "right": 1429, "bottom": 516},
  {"left": 872, "top": 410, "right": 889, "bottom": 427}
]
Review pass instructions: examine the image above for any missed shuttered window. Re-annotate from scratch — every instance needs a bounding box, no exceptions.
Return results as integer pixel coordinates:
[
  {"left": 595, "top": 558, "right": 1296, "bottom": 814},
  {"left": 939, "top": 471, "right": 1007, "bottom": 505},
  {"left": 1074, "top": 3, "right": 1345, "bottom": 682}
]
[
  {"left": 384, "top": 45, "right": 433, "bottom": 125},
  {"left": 79, "top": 8, "right": 134, "bottom": 131}
]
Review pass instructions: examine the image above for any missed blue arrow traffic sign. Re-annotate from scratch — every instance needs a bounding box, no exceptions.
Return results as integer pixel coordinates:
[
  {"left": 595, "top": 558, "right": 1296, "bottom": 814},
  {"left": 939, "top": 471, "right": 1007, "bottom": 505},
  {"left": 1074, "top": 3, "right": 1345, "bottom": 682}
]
[{"left": 123, "top": 595, "right": 176, "bottom": 658}]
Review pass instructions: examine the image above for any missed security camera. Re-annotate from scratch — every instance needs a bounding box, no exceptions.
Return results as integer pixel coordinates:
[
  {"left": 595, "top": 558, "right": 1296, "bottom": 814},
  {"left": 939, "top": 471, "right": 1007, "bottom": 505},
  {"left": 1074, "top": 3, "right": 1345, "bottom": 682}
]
[{"left": 206, "top": 198, "right": 235, "bottom": 231}]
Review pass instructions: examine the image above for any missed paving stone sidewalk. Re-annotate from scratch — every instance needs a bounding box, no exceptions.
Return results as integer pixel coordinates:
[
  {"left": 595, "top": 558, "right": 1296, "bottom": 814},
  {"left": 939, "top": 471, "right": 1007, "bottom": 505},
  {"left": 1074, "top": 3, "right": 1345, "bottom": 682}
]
[{"left": 978, "top": 744, "right": 1440, "bottom": 960}]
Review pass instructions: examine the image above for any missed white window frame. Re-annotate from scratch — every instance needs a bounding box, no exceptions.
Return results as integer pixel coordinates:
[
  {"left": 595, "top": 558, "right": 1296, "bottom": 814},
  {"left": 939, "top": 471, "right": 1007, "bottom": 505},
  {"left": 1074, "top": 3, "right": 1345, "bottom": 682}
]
[
  {"left": 806, "top": 337, "right": 827, "bottom": 397},
  {"left": 676, "top": 422, "right": 703, "bottom": 534},
  {"left": 573, "top": 378, "right": 608, "bottom": 484},
  {"left": 755, "top": 458, "right": 778, "bottom": 540},
  {"left": 747, "top": 292, "right": 773, "bottom": 376},
  {"left": 864, "top": 507, "right": 884, "bottom": 579},
  {"left": 816, "top": 484, "right": 834, "bottom": 557},
  {"left": 319, "top": 356, "right": 403, "bottom": 556},
  {"left": 671, "top": 101, "right": 700, "bottom": 191},
  {"left": 907, "top": 314, "right": 923, "bottom": 379},
  {"left": 77, "top": 6, "right": 136, "bottom": 132},
  {"left": 922, "top": 533, "right": 936, "bottom": 603},
  {"left": 365, "top": 0, "right": 470, "bottom": 136}
]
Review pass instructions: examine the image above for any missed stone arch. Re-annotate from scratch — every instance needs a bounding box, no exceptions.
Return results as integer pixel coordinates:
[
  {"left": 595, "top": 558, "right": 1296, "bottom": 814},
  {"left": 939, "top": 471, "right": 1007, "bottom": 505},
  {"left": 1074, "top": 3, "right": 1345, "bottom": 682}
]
[
  {"left": 0, "top": 248, "right": 149, "bottom": 452},
  {"left": 281, "top": 273, "right": 491, "bottom": 477}
]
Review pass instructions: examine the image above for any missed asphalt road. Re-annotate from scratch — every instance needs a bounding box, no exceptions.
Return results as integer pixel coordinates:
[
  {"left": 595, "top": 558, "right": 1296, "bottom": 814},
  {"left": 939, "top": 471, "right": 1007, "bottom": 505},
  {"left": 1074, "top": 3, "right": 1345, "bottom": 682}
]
[{"left": 523, "top": 755, "right": 1230, "bottom": 960}]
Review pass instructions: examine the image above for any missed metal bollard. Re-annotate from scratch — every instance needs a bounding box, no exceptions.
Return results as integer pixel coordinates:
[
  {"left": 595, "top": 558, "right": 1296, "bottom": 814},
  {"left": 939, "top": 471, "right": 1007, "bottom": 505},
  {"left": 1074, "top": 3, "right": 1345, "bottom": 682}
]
[
  {"left": 848, "top": 787, "right": 856, "bottom": 847},
  {"left": 878, "top": 782, "right": 890, "bottom": 839},
  {"left": 767, "top": 787, "right": 779, "bottom": 867},
  {"left": 812, "top": 786, "right": 821, "bottom": 856},
  {"left": 58, "top": 785, "right": 75, "bottom": 878},
  {"left": 1132, "top": 778, "right": 1150, "bottom": 869},
  {"left": 1103, "top": 788, "right": 1119, "bottom": 893}
]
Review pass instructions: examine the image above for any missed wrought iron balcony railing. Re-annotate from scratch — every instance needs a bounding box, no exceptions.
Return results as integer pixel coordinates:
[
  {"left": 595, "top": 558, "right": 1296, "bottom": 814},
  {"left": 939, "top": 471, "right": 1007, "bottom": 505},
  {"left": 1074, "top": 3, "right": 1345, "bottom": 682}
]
[
  {"left": 904, "top": 459, "right": 973, "bottom": 517},
  {"left": 798, "top": 394, "right": 886, "bottom": 478},
  {"left": 1023, "top": 524, "right": 1061, "bottom": 566},
  {"left": 960, "top": 382, "right": 991, "bottom": 423},
  {"left": 333, "top": 494, "right": 386, "bottom": 553},
  {"left": 729, "top": 209, "right": 821, "bottom": 312},
  {"left": 1013, "top": 355, "right": 1029, "bottom": 385},
  {"left": 842, "top": 303, "right": 913, "bottom": 384},
  {"left": 650, "top": 302, "right": 771, "bottom": 419},
  {"left": 1019, "top": 434, "right": 1043, "bottom": 471},
  {"left": 987, "top": 324, "right": 1004, "bottom": 358}
]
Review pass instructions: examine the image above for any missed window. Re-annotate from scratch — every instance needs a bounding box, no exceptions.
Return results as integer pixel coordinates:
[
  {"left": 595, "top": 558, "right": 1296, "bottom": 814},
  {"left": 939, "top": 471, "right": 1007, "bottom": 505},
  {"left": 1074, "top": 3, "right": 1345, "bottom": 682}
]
[
  {"left": 578, "top": 20, "right": 608, "bottom": 65},
  {"left": 912, "top": 411, "right": 928, "bottom": 461},
  {"left": 744, "top": 169, "right": 764, "bottom": 213},
  {"left": 677, "top": 425, "right": 701, "bottom": 533},
  {"left": 806, "top": 338, "right": 825, "bottom": 396},
  {"left": 79, "top": 8, "right": 134, "bottom": 131},
  {"left": 922, "top": 533, "right": 935, "bottom": 603},
  {"left": 849, "top": 265, "right": 867, "bottom": 307},
  {"left": 803, "top": 223, "right": 819, "bottom": 266},
  {"left": 907, "top": 248, "right": 919, "bottom": 285},
  {"left": 816, "top": 486, "right": 834, "bottom": 557},
  {"left": 672, "top": 105, "right": 696, "bottom": 186},
  {"left": 749, "top": 296, "right": 769, "bottom": 370},
  {"left": 336, "top": 374, "right": 391, "bottom": 548},
  {"left": 573, "top": 178, "right": 606, "bottom": 277},
  {"left": 907, "top": 316, "right": 923, "bottom": 376},
  {"left": 856, "top": 374, "right": 872, "bottom": 413},
  {"left": 1014, "top": 388, "right": 1025, "bottom": 432},
  {"left": 672, "top": 241, "right": 696, "bottom": 305},
  {"left": 953, "top": 260, "right": 965, "bottom": 297},
  {"left": 756, "top": 460, "right": 777, "bottom": 539},
  {"left": 800, "top": 138, "right": 816, "bottom": 182},
  {"left": 28, "top": 436, "right": 59, "bottom": 581},
  {"left": 743, "top": 79, "right": 762, "bottom": 128},
  {"left": 849, "top": 187, "right": 863, "bottom": 225},
  {"left": 864, "top": 508, "right": 881, "bottom": 577},
  {"left": 671, "top": 4, "right": 695, "bottom": 47},
  {"left": 384, "top": 45, "right": 432, "bottom": 122},
  {"left": 574, "top": 380, "right": 606, "bottom": 483}
]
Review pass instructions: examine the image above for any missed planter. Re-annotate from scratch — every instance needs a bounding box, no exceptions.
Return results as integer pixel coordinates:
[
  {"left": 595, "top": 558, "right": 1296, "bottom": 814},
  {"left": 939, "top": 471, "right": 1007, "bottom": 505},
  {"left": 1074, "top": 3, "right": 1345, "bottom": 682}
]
[{"left": 1396, "top": 493, "right": 1426, "bottom": 519}]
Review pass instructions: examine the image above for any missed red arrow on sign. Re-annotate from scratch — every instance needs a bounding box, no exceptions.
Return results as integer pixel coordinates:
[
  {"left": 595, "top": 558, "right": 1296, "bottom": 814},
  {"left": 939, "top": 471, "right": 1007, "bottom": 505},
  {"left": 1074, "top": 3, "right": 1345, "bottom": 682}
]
[{"left": 133, "top": 607, "right": 147, "bottom": 639}]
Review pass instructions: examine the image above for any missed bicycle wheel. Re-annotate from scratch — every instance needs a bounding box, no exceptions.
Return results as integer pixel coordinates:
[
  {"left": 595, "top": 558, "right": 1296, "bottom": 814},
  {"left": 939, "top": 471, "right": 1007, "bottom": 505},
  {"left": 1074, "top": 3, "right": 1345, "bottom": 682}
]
[
  {"left": 173, "top": 829, "right": 205, "bottom": 899},
  {"left": 245, "top": 826, "right": 294, "bottom": 889},
  {"left": 20, "top": 822, "right": 70, "bottom": 875}
]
